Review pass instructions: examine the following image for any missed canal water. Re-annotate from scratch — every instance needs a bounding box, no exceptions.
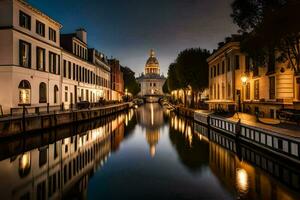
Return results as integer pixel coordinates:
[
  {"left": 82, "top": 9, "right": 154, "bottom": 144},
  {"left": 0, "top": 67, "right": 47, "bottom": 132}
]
[{"left": 0, "top": 103, "right": 299, "bottom": 200}]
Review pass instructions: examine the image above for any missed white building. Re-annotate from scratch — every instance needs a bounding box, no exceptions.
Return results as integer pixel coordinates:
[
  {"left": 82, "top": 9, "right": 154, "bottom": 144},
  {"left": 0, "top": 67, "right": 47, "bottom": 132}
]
[
  {"left": 0, "top": 0, "right": 112, "bottom": 114},
  {"left": 137, "top": 50, "right": 166, "bottom": 102}
]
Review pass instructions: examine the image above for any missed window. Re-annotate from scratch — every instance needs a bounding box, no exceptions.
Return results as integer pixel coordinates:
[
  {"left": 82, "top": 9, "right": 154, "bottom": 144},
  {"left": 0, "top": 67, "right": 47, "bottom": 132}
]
[
  {"left": 19, "top": 11, "right": 31, "bottom": 30},
  {"left": 227, "top": 58, "right": 231, "bottom": 72},
  {"left": 18, "top": 80, "right": 31, "bottom": 105},
  {"left": 65, "top": 86, "right": 68, "bottom": 102},
  {"left": 19, "top": 40, "right": 31, "bottom": 68},
  {"left": 235, "top": 55, "right": 240, "bottom": 69},
  {"left": 245, "top": 56, "right": 250, "bottom": 72},
  {"left": 73, "top": 64, "right": 76, "bottom": 80},
  {"left": 36, "top": 47, "right": 45, "bottom": 71},
  {"left": 210, "top": 67, "right": 213, "bottom": 78},
  {"left": 227, "top": 83, "right": 231, "bottom": 98},
  {"left": 253, "top": 65, "right": 259, "bottom": 77},
  {"left": 217, "top": 64, "right": 220, "bottom": 75},
  {"left": 222, "top": 83, "right": 225, "bottom": 99},
  {"left": 222, "top": 61, "right": 225, "bottom": 74},
  {"left": 63, "top": 60, "right": 67, "bottom": 77},
  {"left": 68, "top": 61, "right": 71, "bottom": 79},
  {"left": 269, "top": 76, "right": 276, "bottom": 99},
  {"left": 49, "top": 52, "right": 57, "bottom": 74},
  {"left": 39, "top": 148, "right": 47, "bottom": 167},
  {"left": 57, "top": 55, "right": 60, "bottom": 75},
  {"left": 254, "top": 80, "right": 259, "bottom": 100},
  {"left": 76, "top": 65, "right": 79, "bottom": 81},
  {"left": 246, "top": 83, "right": 250, "bottom": 100},
  {"left": 39, "top": 82, "right": 47, "bottom": 103},
  {"left": 54, "top": 85, "right": 59, "bottom": 104},
  {"left": 36, "top": 20, "right": 45, "bottom": 36},
  {"left": 49, "top": 28, "right": 56, "bottom": 42},
  {"left": 214, "top": 66, "right": 216, "bottom": 77}
]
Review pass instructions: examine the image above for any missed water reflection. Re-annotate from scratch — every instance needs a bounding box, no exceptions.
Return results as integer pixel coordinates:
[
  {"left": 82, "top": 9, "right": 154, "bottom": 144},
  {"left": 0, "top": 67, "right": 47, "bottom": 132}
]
[
  {"left": 0, "top": 111, "right": 132, "bottom": 200},
  {"left": 0, "top": 105, "right": 299, "bottom": 200},
  {"left": 192, "top": 120, "right": 300, "bottom": 200},
  {"left": 135, "top": 103, "right": 166, "bottom": 157}
]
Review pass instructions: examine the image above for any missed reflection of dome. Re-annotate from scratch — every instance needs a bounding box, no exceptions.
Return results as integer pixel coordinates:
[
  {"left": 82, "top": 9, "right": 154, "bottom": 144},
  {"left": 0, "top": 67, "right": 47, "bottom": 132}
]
[
  {"left": 145, "top": 49, "right": 160, "bottom": 75},
  {"left": 146, "top": 129, "right": 160, "bottom": 157}
]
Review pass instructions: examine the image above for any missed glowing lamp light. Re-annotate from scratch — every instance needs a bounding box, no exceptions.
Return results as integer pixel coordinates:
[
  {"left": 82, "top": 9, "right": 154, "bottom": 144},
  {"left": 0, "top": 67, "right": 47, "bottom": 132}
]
[
  {"left": 241, "top": 74, "right": 248, "bottom": 85},
  {"left": 19, "top": 153, "right": 31, "bottom": 171},
  {"left": 236, "top": 168, "right": 249, "bottom": 193}
]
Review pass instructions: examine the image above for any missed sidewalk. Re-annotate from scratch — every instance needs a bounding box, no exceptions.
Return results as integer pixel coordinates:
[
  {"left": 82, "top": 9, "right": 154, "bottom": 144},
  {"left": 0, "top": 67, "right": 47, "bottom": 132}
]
[{"left": 227, "top": 112, "right": 300, "bottom": 139}]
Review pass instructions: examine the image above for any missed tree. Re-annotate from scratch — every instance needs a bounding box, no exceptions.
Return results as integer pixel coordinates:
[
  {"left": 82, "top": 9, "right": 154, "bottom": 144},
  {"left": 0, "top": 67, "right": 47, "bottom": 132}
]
[
  {"left": 167, "top": 63, "right": 181, "bottom": 91},
  {"left": 162, "top": 79, "right": 169, "bottom": 94},
  {"left": 175, "top": 48, "right": 210, "bottom": 107},
  {"left": 231, "top": 0, "right": 300, "bottom": 74},
  {"left": 121, "top": 66, "right": 140, "bottom": 96}
]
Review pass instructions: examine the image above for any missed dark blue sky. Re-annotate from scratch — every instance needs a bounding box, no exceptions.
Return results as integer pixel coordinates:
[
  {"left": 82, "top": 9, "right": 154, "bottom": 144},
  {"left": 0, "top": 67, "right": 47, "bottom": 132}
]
[{"left": 28, "top": 0, "right": 237, "bottom": 75}]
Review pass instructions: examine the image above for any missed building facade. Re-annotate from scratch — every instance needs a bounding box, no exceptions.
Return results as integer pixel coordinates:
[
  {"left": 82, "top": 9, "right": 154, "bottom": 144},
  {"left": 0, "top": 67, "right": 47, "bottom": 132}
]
[
  {"left": 137, "top": 50, "right": 166, "bottom": 101},
  {"left": 108, "top": 58, "right": 124, "bottom": 101},
  {"left": 207, "top": 35, "right": 300, "bottom": 118},
  {"left": 0, "top": 0, "right": 115, "bottom": 114}
]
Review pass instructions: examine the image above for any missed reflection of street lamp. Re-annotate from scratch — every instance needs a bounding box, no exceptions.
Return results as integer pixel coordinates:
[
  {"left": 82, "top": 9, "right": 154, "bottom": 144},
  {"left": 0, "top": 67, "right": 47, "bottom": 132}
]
[{"left": 236, "top": 168, "right": 249, "bottom": 193}]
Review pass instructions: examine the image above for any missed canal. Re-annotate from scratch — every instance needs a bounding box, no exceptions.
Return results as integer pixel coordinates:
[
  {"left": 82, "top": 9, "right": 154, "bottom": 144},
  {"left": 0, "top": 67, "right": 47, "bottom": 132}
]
[{"left": 0, "top": 103, "right": 299, "bottom": 199}]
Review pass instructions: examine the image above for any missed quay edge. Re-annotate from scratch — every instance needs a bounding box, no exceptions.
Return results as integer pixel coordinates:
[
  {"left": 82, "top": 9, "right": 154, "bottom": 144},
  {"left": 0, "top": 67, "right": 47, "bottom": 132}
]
[{"left": 0, "top": 103, "right": 132, "bottom": 138}]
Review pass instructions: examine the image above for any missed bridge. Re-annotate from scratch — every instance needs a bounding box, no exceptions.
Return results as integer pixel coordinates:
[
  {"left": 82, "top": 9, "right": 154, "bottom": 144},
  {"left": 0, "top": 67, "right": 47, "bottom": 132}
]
[{"left": 142, "top": 94, "right": 164, "bottom": 103}]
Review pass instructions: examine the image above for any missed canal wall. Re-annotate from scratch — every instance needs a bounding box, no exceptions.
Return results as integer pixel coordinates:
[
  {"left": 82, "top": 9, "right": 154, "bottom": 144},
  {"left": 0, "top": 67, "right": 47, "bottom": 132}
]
[
  {"left": 175, "top": 106, "right": 195, "bottom": 118},
  {"left": 0, "top": 103, "right": 130, "bottom": 138},
  {"left": 194, "top": 111, "right": 300, "bottom": 164}
]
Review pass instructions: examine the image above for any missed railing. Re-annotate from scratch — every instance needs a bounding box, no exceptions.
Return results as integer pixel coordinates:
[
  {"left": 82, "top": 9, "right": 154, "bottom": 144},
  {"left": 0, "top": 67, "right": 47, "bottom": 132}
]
[
  {"left": 209, "top": 115, "right": 237, "bottom": 136},
  {"left": 240, "top": 125, "right": 300, "bottom": 161},
  {"left": 0, "top": 103, "right": 130, "bottom": 137}
]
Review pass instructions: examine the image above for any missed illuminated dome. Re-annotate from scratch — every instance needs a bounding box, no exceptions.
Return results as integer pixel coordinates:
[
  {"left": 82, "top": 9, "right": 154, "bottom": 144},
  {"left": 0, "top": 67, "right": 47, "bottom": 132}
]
[{"left": 145, "top": 49, "right": 160, "bottom": 75}]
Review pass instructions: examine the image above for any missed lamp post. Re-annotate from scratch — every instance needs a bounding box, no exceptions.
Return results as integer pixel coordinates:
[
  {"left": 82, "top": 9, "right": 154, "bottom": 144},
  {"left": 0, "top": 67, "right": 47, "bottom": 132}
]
[
  {"left": 241, "top": 73, "right": 248, "bottom": 112},
  {"left": 125, "top": 88, "right": 128, "bottom": 102}
]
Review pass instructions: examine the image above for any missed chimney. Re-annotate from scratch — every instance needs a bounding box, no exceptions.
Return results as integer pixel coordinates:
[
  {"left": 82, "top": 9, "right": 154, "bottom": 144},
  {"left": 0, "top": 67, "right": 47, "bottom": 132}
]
[{"left": 76, "top": 28, "right": 87, "bottom": 44}]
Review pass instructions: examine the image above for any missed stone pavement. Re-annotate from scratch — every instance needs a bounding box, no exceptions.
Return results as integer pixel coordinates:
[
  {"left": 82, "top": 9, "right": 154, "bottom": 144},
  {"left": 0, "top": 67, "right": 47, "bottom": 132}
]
[{"left": 228, "top": 112, "right": 300, "bottom": 139}]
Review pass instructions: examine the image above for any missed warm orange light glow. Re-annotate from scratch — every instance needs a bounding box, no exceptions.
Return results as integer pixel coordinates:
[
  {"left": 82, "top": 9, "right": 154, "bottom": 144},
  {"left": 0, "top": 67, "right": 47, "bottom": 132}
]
[
  {"left": 236, "top": 168, "right": 249, "bottom": 193},
  {"left": 241, "top": 74, "right": 248, "bottom": 85}
]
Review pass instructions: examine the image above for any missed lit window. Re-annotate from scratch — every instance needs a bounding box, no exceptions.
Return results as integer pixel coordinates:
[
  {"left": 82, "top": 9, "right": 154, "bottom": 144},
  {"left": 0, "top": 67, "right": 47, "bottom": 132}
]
[
  {"left": 19, "top": 40, "right": 31, "bottom": 68},
  {"left": 36, "top": 47, "right": 45, "bottom": 71},
  {"left": 18, "top": 80, "right": 31, "bottom": 105}
]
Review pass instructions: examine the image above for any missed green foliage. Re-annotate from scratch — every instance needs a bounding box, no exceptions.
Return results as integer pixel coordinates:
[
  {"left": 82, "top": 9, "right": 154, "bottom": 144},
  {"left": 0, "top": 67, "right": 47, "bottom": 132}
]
[
  {"left": 167, "top": 63, "right": 182, "bottom": 91},
  {"left": 231, "top": 0, "right": 300, "bottom": 73},
  {"left": 121, "top": 66, "right": 140, "bottom": 96},
  {"left": 175, "top": 48, "right": 210, "bottom": 92},
  {"left": 162, "top": 79, "right": 169, "bottom": 93}
]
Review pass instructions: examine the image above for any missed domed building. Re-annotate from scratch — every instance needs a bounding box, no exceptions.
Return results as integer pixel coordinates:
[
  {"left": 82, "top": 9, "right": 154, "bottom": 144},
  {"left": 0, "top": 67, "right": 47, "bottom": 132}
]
[{"left": 137, "top": 50, "right": 166, "bottom": 102}]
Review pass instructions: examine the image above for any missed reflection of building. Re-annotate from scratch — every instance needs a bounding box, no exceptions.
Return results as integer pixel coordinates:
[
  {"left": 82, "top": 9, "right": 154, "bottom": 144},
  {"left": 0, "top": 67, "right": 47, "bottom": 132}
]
[
  {"left": 146, "top": 129, "right": 160, "bottom": 157},
  {"left": 136, "top": 103, "right": 164, "bottom": 157},
  {"left": 0, "top": 112, "right": 127, "bottom": 199},
  {"left": 208, "top": 131, "right": 299, "bottom": 200},
  {"left": 137, "top": 50, "right": 166, "bottom": 102}
]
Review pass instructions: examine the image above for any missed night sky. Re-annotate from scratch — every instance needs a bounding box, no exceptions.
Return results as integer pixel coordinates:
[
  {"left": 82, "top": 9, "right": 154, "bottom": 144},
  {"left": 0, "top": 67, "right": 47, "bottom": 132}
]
[{"left": 28, "top": 0, "right": 237, "bottom": 76}]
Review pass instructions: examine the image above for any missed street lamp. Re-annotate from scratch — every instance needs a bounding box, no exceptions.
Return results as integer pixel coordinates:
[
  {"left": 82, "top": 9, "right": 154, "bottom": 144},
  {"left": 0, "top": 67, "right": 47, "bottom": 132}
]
[
  {"left": 125, "top": 88, "right": 128, "bottom": 102},
  {"left": 240, "top": 73, "right": 248, "bottom": 112},
  {"left": 241, "top": 74, "right": 248, "bottom": 86}
]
